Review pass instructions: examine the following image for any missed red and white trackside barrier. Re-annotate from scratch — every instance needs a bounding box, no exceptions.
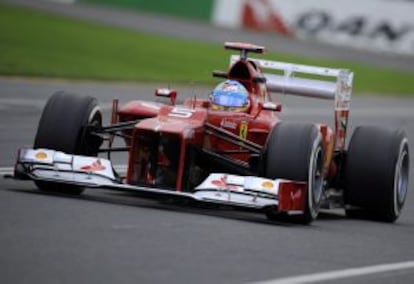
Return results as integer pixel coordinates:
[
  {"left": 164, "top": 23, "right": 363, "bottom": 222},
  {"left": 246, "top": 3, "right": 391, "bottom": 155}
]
[{"left": 212, "top": 0, "right": 414, "bottom": 56}]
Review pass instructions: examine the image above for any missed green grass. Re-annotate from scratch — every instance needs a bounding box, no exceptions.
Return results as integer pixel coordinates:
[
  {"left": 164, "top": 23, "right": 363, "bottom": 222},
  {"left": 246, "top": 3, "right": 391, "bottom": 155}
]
[
  {"left": 82, "top": 0, "right": 213, "bottom": 21},
  {"left": 0, "top": 4, "right": 413, "bottom": 95}
]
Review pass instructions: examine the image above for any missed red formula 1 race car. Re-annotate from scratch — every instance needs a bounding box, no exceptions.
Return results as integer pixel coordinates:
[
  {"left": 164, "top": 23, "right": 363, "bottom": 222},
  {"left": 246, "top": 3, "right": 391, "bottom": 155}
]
[{"left": 11, "top": 42, "right": 409, "bottom": 224}]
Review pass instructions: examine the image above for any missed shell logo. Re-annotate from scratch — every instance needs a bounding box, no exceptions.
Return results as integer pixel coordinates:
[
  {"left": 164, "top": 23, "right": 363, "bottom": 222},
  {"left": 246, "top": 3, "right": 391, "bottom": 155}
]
[
  {"left": 239, "top": 121, "right": 248, "bottom": 140},
  {"left": 35, "top": 151, "right": 47, "bottom": 160},
  {"left": 261, "top": 181, "right": 274, "bottom": 189}
]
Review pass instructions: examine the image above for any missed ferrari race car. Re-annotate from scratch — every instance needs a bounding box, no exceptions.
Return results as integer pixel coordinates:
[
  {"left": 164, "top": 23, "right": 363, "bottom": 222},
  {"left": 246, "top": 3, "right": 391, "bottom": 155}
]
[{"left": 11, "top": 42, "right": 409, "bottom": 224}]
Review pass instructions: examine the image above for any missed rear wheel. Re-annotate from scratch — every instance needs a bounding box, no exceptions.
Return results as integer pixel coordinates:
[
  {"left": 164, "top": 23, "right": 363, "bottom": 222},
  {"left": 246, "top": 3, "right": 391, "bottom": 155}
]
[
  {"left": 34, "top": 91, "right": 103, "bottom": 194},
  {"left": 344, "top": 126, "right": 409, "bottom": 222},
  {"left": 264, "top": 122, "right": 324, "bottom": 224}
]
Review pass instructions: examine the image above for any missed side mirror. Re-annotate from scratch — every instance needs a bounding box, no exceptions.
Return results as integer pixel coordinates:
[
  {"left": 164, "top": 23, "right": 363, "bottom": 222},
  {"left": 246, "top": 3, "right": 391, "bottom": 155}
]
[
  {"left": 155, "top": 88, "right": 177, "bottom": 105},
  {"left": 254, "top": 101, "right": 282, "bottom": 119},
  {"left": 262, "top": 102, "right": 282, "bottom": 112}
]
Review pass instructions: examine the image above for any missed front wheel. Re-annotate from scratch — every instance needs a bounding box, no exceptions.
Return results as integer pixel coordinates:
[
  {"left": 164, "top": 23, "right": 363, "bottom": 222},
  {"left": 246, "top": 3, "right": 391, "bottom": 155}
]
[
  {"left": 34, "top": 91, "right": 103, "bottom": 194},
  {"left": 264, "top": 122, "right": 324, "bottom": 224}
]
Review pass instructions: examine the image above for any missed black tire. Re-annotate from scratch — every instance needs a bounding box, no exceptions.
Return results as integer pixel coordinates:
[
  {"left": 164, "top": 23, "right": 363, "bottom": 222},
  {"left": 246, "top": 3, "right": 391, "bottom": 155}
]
[
  {"left": 264, "top": 122, "right": 324, "bottom": 224},
  {"left": 344, "top": 126, "right": 409, "bottom": 222},
  {"left": 33, "top": 91, "right": 103, "bottom": 194}
]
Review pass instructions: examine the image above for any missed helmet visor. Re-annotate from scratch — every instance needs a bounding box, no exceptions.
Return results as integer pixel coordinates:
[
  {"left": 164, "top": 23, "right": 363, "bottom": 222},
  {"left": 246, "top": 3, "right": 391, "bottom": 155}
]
[{"left": 212, "top": 91, "right": 248, "bottom": 108}]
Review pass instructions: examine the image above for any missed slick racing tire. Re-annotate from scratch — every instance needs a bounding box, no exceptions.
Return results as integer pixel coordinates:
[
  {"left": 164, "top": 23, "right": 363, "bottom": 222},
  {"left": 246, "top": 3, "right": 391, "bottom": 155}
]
[
  {"left": 264, "top": 122, "right": 324, "bottom": 224},
  {"left": 34, "top": 91, "right": 103, "bottom": 195},
  {"left": 344, "top": 126, "right": 409, "bottom": 222}
]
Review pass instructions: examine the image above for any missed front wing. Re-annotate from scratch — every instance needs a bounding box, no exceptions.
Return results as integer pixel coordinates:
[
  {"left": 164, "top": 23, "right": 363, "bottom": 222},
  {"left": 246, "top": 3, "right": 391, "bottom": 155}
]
[{"left": 12, "top": 148, "right": 308, "bottom": 213}]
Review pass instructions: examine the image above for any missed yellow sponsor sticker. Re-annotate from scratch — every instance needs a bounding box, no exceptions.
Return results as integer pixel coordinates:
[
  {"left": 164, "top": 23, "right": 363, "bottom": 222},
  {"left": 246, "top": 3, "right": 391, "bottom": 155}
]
[
  {"left": 35, "top": 151, "right": 47, "bottom": 160},
  {"left": 239, "top": 121, "right": 248, "bottom": 140},
  {"left": 261, "top": 181, "right": 274, "bottom": 189}
]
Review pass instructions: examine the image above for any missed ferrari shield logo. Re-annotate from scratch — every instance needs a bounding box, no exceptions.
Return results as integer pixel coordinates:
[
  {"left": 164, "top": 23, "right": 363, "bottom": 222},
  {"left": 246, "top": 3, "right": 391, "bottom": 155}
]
[{"left": 239, "top": 121, "right": 248, "bottom": 140}]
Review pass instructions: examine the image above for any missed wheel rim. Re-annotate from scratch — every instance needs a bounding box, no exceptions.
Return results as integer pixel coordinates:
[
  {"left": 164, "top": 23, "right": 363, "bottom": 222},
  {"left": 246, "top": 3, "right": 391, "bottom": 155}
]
[
  {"left": 393, "top": 139, "right": 409, "bottom": 216},
  {"left": 312, "top": 148, "right": 324, "bottom": 202},
  {"left": 89, "top": 106, "right": 102, "bottom": 125},
  {"left": 83, "top": 105, "right": 102, "bottom": 155},
  {"left": 308, "top": 140, "right": 324, "bottom": 219}
]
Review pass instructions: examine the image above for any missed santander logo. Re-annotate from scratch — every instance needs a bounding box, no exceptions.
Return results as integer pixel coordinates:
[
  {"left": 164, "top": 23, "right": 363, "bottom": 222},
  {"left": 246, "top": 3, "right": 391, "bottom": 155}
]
[
  {"left": 80, "top": 159, "right": 106, "bottom": 172},
  {"left": 211, "top": 176, "right": 240, "bottom": 190}
]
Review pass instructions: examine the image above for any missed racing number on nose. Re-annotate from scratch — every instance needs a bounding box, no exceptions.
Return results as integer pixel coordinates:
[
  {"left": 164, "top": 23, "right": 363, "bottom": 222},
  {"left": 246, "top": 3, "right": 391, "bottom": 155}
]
[{"left": 169, "top": 107, "right": 195, "bottom": 118}]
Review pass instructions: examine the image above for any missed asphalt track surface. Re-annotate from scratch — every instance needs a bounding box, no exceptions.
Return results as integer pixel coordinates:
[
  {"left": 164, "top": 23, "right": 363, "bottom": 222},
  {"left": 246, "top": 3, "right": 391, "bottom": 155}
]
[
  {"left": 1, "top": 78, "right": 414, "bottom": 284},
  {"left": 1, "top": 1, "right": 414, "bottom": 284}
]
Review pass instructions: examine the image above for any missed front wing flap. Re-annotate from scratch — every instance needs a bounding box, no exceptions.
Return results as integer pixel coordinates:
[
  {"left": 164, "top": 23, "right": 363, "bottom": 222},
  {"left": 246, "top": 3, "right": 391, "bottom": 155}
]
[{"left": 13, "top": 148, "right": 307, "bottom": 213}]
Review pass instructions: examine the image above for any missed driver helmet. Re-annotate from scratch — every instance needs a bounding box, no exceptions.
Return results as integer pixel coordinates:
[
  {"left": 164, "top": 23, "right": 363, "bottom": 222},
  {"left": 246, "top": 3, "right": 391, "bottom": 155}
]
[{"left": 210, "top": 80, "right": 250, "bottom": 112}]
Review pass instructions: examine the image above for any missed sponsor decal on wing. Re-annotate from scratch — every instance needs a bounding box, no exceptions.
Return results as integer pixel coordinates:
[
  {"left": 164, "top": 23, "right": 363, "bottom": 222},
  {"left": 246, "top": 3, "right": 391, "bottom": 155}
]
[
  {"left": 211, "top": 175, "right": 243, "bottom": 191},
  {"left": 21, "top": 149, "right": 54, "bottom": 164},
  {"left": 261, "top": 181, "right": 274, "bottom": 189},
  {"left": 290, "top": 188, "right": 302, "bottom": 200},
  {"left": 245, "top": 177, "right": 279, "bottom": 195},
  {"left": 73, "top": 157, "right": 116, "bottom": 179},
  {"left": 80, "top": 159, "right": 106, "bottom": 172},
  {"left": 35, "top": 151, "right": 48, "bottom": 160},
  {"left": 196, "top": 174, "right": 279, "bottom": 195}
]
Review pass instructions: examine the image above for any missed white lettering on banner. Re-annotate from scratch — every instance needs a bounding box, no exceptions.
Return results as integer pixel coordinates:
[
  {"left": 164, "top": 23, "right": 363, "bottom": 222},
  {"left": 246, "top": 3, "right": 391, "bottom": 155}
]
[
  {"left": 297, "top": 11, "right": 413, "bottom": 45},
  {"left": 212, "top": 0, "right": 414, "bottom": 55}
]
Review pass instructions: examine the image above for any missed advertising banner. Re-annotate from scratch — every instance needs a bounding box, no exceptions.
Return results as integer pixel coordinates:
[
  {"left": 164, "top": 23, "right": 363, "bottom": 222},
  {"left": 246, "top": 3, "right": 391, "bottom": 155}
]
[{"left": 213, "top": 0, "right": 414, "bottom": 56}]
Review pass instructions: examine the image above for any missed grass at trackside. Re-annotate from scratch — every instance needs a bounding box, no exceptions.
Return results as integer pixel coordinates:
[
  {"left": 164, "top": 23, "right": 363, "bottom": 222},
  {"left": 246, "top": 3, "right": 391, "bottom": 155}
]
[
  {"left": 0, "top": 4, "right": 228, "bottom": 84},
  {"left": 1, "top": 4, "right": 413, "bottom": 95}
]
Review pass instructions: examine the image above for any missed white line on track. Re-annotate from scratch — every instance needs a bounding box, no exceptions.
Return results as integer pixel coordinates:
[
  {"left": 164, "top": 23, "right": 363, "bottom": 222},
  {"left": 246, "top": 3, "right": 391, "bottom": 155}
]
[
  {"left": 255, "top": 260, "right": 414, "bottom": 284},
  {"left": 0, "top": 167, "right": 14, "bottom": 175}
]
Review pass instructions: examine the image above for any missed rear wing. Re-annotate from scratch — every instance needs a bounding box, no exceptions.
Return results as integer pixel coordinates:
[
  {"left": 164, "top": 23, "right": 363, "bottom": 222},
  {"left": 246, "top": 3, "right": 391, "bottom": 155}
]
[
  {"left": 230, "top": 54, "right": 353, "bottom": 151},
  {"left": 230, "top": 55, "right": 353, "bottom": 106}
]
